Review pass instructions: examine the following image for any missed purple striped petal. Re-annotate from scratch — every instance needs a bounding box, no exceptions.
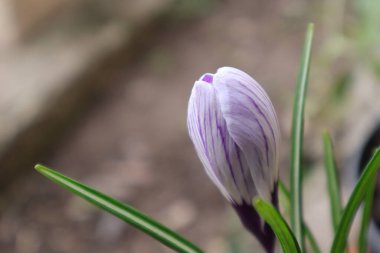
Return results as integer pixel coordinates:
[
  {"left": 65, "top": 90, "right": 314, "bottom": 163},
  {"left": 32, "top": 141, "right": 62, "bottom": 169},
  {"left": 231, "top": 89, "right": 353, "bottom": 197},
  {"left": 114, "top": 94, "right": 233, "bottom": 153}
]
[
  {"left": 187, "top": 67, "right": 280, "bottom": 253},
  {"left": 213, "top": 67, "right": 280, "bottom": 201},
  {"left": 187, "top": 67, "right": 280, "bottom": 203},
  {"left": 187, "top": 79, "right": 257, "bottom": 205}
]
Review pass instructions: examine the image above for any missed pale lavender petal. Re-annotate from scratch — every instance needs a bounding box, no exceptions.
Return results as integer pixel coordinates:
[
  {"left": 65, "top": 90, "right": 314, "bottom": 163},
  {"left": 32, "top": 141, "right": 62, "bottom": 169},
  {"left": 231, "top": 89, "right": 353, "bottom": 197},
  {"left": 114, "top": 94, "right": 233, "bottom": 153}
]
[
  {"left": 213, "top": 67, "right": 280, "bottom": 201},
  {"left": 187, "top": 80, "right": 257, "bottom": 204},
  {"left": 188, "top": 67, "right": 280, "bottom": 252}
]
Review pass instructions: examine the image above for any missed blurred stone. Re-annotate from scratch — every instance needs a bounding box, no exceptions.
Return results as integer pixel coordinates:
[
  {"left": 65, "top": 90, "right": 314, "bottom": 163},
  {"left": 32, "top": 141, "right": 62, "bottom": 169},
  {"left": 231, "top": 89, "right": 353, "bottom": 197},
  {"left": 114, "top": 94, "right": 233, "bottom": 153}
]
[
  {"left": 65, "top": 197, "right": 94, "bottom": 222},
  {"left": 205, "top": 237, "right": 227, "bottom": 253},
  {"left": 95, "top": 214, "right": 125, "bottom": 242},
  {"left": 48, "top": 228, "right": 75, "bottom": 252},
  {"left": 339, "top": 66, "right": 380, "bottom": 160},
  {"left": 159, "top": 199, "right": 196, "bottom": 230},
  {"left": 0, "top": 0, "right": 19, "bottom": 51},
  {"left": 0, "top": 0, "right": 175, "bottom": 188},
  {"left": 15, "top": 227, "right": 41, "bottom": 253},
  {"left": 13, "top": 0, "right": 73, "bottom": 37}
]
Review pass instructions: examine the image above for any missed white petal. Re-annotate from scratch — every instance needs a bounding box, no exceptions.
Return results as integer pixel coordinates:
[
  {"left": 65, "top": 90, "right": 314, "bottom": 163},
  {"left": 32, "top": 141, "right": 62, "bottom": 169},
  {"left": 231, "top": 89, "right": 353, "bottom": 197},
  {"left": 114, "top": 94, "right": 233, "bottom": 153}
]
[
  {"left": 213, "top": 67, "right": 280, "bottom": 201},
  {"left": 187, "top": 80, "right": 257, "bottom": 204}
]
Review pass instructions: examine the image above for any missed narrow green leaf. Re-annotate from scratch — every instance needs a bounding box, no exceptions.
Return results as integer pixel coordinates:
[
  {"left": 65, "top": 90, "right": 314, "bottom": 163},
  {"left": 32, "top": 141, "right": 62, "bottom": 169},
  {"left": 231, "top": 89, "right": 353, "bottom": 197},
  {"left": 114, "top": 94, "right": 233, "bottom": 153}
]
[
  {"left": 330, "top": 148, "right": 380, "bottom": 253},
  {"left": 253, "top": 197, "right": 301, "bottom": 253},
  {"left": 35, "top": 164, "right": 203, "bottom": 253},
  {"left": 358, "top": 174, "right": 376, "bottom": 253},
  {"left": 290, "top": 22, "right": 314, "bottom": 251},
  {"left": 322, "top": 130, "right": 342, "bottom": 232},
  {"left": 279, "top": 181, "right": 321, "bottom": 253}
]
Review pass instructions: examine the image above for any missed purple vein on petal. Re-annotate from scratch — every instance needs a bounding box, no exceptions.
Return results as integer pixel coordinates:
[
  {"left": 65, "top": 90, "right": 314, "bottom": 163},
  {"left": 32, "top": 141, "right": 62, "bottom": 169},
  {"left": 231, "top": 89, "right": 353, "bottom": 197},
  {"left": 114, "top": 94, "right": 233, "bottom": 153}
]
[
  {"left": 227, "top": 94, "right": 271, "bottom": 168},
  {"left": 235, "top": 84, "right": 276, "bottom": 145},
  {"left": 229, "top": 86, "right": 275, "bottom": 166},
  {"left": 217, "top": 122, "right": 237, "bottom": 186},
  {"left": 236, "top": 144, "right": 251, "bottom": 197},
  {"left": 253, "top": 117, "right": 270, "bottom": 167},
  {"left": 196, "top": 97, "right": 206, "bottom": 155},
  {"left": 253, "top": 145, "right": 264, "bottom": 175},
  {"left": 207, "top": 100, "right": 216, "bottom": 174},
  {"left": 203, "top": 97, "right": 208, "bottom": 154}
]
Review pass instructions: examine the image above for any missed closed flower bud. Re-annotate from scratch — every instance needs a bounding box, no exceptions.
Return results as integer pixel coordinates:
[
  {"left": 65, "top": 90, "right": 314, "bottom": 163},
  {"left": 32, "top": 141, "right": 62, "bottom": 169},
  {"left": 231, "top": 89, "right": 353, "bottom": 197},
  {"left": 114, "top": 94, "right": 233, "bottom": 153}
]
[{"left": 187, "top": 67, "right": 280, "bottom": 253}]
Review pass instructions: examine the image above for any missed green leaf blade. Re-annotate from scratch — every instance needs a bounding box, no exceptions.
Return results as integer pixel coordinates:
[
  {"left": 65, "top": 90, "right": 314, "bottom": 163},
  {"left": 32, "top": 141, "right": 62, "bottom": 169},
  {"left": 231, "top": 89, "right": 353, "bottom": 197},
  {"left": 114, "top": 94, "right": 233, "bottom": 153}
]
[
  {"left": 35, "top": 164, "right": 204, "bottom": 253},
  {"left": 330, "top": 148, "right": 380, "bottom": 253},
  {"left": 290, "top": 22, "right": 314, "bottom": 251},
  {"left": 253, "top": 197, "right": 301, "bottom": 253},
  {"left": 279, "top": 181, "right": 321, "bottom": 253},
  {"left": 358, "top": 173, "right": 376, "bottom": 253},
  {"left": 322, "top": 130, "right": 342, "bottom": 232}
]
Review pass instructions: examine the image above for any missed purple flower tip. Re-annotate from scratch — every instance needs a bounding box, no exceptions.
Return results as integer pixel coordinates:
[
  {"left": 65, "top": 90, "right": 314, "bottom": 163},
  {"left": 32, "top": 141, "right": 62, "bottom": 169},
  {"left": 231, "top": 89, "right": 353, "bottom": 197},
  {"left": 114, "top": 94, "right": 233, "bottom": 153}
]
[{"left": 201, "top": 74, "right": 213, "bottom": 84}]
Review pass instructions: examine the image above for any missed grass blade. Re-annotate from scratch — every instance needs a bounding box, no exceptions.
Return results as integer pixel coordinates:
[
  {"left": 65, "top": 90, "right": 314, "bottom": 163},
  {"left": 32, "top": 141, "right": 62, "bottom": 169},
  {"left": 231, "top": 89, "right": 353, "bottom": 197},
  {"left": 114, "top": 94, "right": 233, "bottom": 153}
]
[
  {"left": 35, "top": 164, "right": 204, "bottom": 253},
  {"left": 358, "top": 175, "right": 376, "bottom": 253},
  {"left": 330, "top": 148, "right": 380, "bottom": 253},
  {"left": 279, "top": 181, "right": 321, "bottom": 253},
  {"left": 253, "top": 197, "right": 301, "bottom": 253},
  {"left": 322, "top": 130, "right": 342, "bottom": 232},
  {"left": 290, "top": 22, "right": 314, "bottom": 251}
]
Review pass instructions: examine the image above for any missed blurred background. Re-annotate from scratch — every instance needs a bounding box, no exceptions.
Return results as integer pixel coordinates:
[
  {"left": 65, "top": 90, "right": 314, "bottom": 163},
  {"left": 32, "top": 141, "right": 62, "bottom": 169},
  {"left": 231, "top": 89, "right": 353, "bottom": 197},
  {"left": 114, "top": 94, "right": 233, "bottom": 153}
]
[{"left": 1, "top": 0, "right": 380, "bottom": 252}]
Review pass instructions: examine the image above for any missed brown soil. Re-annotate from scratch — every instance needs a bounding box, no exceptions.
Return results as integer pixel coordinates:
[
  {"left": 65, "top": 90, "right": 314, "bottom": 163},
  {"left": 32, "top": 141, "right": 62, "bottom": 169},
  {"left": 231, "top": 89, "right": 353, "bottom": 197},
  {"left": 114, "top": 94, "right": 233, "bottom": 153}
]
[{"left": 0, "top": 1, "right": 315, "bottom": 252}]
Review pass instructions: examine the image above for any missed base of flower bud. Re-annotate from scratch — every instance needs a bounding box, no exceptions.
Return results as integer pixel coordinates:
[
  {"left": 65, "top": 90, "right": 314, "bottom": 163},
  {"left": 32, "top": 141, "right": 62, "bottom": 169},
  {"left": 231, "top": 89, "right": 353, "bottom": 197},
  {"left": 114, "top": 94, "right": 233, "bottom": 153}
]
[
  {"left": 232, "top": 184, "right": 278, "bottom": 253},
  {"left": 233, "top": 201, "right": 275, "bottom": 253}
]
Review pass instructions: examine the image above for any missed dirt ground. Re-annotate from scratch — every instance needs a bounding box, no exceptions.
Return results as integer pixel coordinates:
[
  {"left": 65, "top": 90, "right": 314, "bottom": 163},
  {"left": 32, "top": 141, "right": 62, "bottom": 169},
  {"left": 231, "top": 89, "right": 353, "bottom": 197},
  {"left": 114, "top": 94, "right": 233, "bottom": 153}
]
[{"left": 0, "top": 1, "right": 318, "bottom": 252}]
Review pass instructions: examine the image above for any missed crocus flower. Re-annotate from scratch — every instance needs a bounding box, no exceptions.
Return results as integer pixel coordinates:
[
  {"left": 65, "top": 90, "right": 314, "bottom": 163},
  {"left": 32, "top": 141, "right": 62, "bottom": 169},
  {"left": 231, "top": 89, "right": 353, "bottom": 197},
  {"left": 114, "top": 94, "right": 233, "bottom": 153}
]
[{"left": 187, "top": 67, "right": 280, "bottom": 253}]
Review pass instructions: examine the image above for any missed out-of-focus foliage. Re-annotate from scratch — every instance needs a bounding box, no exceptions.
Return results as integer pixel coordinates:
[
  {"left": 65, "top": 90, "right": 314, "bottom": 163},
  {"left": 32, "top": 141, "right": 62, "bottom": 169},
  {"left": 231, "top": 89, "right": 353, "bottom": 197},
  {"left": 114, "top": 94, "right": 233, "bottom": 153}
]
[
  {"left": 311, "top": 0, "right": 380, "bottom": 119},
  {"left": 322, "top": 0, "right": 380, "bottom": 67},
  {"left": 166, "top": 0, "right": 219, "bottom": 20},
  {"left": 353, "top": 0, "right": 380, "bottom": 64}
]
